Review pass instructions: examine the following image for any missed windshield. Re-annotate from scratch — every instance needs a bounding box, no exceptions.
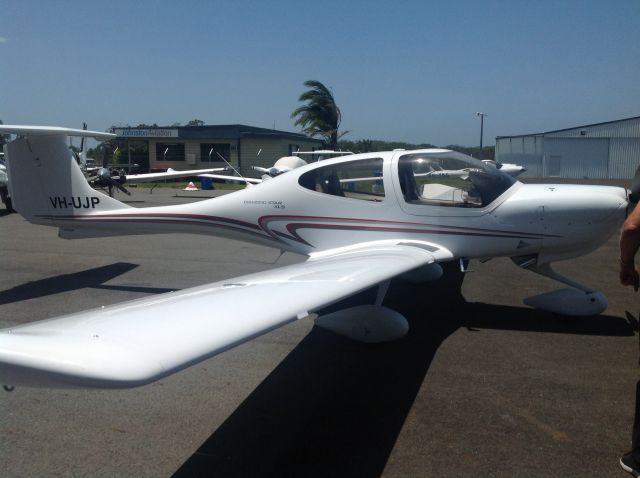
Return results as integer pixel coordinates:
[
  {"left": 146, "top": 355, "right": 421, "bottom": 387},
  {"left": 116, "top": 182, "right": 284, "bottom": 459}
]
[{"left": 398, "top": 152, "right": 516, "bottom": 208}]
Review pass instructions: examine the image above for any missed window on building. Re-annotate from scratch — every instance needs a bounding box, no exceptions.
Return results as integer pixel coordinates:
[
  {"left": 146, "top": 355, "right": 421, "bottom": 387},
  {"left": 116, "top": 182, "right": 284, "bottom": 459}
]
[
  {"left": 298, "top": 158, "right": 384, "bottom": 201},
  {"left": 200, "top": 143, "right": 231, "bottom": 162},
  {"left": 156, "top": 143, "right": 185, "bottom": 161}
]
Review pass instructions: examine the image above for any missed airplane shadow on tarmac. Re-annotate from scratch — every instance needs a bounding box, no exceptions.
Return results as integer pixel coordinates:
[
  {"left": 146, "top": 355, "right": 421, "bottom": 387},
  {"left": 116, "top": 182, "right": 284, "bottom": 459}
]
[
  {"left": 0, "top": 262, "right": 175, "bottom": 306},
  {"left": 172, "top": 263, "right": 634, "bottom": 478}
]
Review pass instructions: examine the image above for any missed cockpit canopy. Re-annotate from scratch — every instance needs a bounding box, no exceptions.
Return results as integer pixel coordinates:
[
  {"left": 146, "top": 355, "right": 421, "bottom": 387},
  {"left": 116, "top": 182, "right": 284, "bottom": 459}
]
[
  {"left": 297, "top": 151, "right": 516, "bottom": 208},
  {"left": 398, "top": 152, "right": 516, "bottom": 208}
]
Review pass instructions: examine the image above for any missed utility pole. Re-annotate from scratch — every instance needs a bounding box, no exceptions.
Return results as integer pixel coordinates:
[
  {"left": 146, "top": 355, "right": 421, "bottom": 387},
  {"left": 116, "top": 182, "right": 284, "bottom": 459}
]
[{"left": 476, "top": 112, "right": 487, "bottom": 160}]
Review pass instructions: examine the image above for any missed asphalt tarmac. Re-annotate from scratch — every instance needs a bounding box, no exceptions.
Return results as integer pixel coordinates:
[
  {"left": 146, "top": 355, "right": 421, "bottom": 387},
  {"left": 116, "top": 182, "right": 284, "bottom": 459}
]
[{"left": 0, "top": 185, "right": 638, "bottom": 477}]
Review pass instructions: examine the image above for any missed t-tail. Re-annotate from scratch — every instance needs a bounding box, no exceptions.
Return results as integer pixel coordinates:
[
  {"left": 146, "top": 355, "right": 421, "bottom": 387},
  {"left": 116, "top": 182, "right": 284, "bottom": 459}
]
[{"left": 0, "top": 126, "right": 130, "bottom": 227}]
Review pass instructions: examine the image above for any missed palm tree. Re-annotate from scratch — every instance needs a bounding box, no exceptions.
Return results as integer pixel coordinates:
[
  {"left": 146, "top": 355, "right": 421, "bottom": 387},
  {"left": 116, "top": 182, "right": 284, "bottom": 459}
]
[{"left": 291, "top": 80, "right": 348, "bottom": 149}]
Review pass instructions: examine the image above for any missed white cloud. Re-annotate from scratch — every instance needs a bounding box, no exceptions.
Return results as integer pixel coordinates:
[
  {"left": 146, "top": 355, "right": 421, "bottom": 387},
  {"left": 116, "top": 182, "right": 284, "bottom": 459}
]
[{"left": 0, "top": 37, "right": 7, "bottom": 43}]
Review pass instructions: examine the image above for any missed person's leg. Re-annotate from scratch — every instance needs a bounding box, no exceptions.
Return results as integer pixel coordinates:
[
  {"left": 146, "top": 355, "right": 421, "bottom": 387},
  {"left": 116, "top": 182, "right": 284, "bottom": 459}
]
[
  {"left": 621, "top": 380, "right": 640, "bottom": 475},
  {"left": 632, "top": 380, "right": 640, "bottom": 463}
]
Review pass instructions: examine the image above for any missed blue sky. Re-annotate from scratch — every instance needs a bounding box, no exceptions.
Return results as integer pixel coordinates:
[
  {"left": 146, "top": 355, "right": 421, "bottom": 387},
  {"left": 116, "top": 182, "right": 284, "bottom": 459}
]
[{"left": 1, "top": 0, "right": 639, "bottom": 146}]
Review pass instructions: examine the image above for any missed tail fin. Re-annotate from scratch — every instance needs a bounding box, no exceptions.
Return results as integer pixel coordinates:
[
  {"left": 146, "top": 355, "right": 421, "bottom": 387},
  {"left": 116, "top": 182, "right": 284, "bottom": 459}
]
[{"left": 0, "top": 125, "right": 130, "bottom": 226}]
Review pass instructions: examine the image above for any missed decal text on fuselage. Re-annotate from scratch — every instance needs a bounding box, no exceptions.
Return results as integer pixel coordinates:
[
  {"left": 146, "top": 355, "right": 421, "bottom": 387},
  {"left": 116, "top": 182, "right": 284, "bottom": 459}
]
[{"left": 49, "top": 196, "right": 100, "bottom": 209}]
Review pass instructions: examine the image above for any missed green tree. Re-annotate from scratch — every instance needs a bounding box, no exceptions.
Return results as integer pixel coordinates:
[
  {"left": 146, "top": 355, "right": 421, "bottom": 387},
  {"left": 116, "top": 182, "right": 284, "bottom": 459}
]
[
  {"left": 187, "top": 119, "right": 205, "bottom": 126},
  {"left": 291, "top": 80, "right": 348, "bottom": 149}
]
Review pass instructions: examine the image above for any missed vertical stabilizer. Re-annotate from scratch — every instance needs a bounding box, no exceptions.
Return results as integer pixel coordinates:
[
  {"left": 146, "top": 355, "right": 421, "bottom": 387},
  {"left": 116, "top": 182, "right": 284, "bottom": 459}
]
[{"left": 1, "top": 126, "right": 130, "bottom": 226}]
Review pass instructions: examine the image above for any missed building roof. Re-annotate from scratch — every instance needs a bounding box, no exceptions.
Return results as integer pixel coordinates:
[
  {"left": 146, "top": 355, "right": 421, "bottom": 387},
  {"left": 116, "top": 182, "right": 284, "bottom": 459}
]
[
  {"left": 496, "top": 115, "right": 640, "bottom": 140},
  {"left": 114, "top": 124, "right": 322, "bottom": 142}
]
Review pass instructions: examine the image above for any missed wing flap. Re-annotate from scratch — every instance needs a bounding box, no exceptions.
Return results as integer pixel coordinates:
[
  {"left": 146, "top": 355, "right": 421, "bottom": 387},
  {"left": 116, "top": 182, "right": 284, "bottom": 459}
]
[{"left": 0, "top": 242, "right": 444, "bottom": 388}]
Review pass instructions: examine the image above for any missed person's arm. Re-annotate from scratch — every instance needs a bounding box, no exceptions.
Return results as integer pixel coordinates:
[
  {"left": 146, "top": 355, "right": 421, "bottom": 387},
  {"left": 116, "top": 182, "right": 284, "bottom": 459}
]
[{"left": 620, "top": 204, "right": 640, "bottom": 291}]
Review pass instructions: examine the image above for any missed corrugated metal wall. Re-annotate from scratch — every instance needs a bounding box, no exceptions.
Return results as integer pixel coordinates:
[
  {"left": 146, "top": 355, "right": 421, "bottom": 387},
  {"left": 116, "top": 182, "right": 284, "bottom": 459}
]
[
  {"left": 609, "top": 138, "right": 640, "bottom": 179},
  {"left": 496, "top": 117, "right": 640, "bottom": 179},
  {"left": 543, "top": 138, "right": 609, "bottom": 178},
  {"left": 495, "top": 135, "right": 543, "bottom": 155}
]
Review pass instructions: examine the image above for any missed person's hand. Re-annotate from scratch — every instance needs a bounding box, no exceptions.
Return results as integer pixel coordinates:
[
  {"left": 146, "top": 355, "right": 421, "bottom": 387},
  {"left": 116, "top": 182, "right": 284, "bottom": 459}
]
[{"left": 620, "top": 260, "right": 639, "bottom": 292}]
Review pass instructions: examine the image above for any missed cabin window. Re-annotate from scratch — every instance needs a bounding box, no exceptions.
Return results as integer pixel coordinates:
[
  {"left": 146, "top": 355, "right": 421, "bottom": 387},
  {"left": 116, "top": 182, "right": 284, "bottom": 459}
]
[
  {"left": 398, "top": 152, "right": 515, "bottom": 208},
  {"left": 298, "top": 158, "right": 385, "bottom": 201}
]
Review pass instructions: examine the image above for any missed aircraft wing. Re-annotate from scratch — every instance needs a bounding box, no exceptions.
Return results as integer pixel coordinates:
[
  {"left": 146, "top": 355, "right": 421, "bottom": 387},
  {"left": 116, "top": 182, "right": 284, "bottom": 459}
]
[
  {"left": 0, "top": 125, "right": 115, "bottom": 140},
  {"left": 124, "top": 168, "right": 227, "bottom": 182},
  {"left": 0, "top": 241, "right": 450, "bottom": 389},
  {"left": 198, "top": 173, "right": 262, "bottom": 184}
]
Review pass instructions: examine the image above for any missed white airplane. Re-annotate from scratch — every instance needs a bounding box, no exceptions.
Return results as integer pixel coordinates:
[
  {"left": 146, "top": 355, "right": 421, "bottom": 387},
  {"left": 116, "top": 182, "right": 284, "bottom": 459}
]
[
  {"left": 482, "top": 159, "right": 527, "bottom": 178},
  {"left": 200, "top": 151, "right": 353, "bottom": 185},
  {"left": 252, "top": 155, "right": 308, "bottom": 178},
  {"left": 0, "top": 125, "right": 635, "bottom": 389},
  {"left": 199, "top": 155, "right": 309, "bottom": 184}
]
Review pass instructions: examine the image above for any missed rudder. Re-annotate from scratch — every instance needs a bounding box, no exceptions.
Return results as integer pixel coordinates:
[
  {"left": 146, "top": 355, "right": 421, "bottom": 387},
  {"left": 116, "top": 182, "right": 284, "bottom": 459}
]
[{"left": 3, "top": 127, "right": 129, "bottom": 225}]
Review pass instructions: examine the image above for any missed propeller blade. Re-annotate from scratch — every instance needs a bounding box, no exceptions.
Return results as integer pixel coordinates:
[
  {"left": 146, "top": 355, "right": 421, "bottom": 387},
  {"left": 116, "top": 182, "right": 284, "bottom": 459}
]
[
  {"left": 103, "top": 176, "right": 130, "bottom": 196},
  {"left": 113, "top": 181, "right": 131, "bottom": 196},
  {"left": 113, "top": 170, "right": 130, "bottom": 195},
  {"left": 80, "top": 122, "right": 87, "bottom": 153}
]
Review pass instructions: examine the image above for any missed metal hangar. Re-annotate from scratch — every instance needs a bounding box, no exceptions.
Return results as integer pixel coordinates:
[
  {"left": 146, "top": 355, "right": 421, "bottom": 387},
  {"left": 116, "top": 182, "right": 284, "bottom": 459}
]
[{"left": 495, "top": 116, "right": 640, "bottom": 179}]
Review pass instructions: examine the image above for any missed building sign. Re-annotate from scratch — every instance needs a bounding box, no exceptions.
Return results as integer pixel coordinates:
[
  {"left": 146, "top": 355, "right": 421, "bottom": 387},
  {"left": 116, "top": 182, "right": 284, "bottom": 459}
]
[{"left": 115, "top": 129, "right": 179, "bottom": 138}]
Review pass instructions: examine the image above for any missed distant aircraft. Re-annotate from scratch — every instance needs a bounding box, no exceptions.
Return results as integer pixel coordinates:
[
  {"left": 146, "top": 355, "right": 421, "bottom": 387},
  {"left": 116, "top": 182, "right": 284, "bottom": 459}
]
[
  {"left": 200, "top": 155, "right": 308, "bottom": 184},
  {"left": 253, "top": 155, "right": 308, "bottom": 178},
  {"left": 482, "top": 159, "right": 527, "bottom": 178},
  {"left": 199, "top": 151, "right": 353, "bottom": 185},
  {"left": 0, "top": 125, "right": 635, "bottom": 389}
]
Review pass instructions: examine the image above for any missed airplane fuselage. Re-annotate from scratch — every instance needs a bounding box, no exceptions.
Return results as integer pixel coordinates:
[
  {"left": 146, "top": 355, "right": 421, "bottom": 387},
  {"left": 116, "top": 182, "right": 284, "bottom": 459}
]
[{"left": 40, "top": 150, "right": 627, "bottom": 265}]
